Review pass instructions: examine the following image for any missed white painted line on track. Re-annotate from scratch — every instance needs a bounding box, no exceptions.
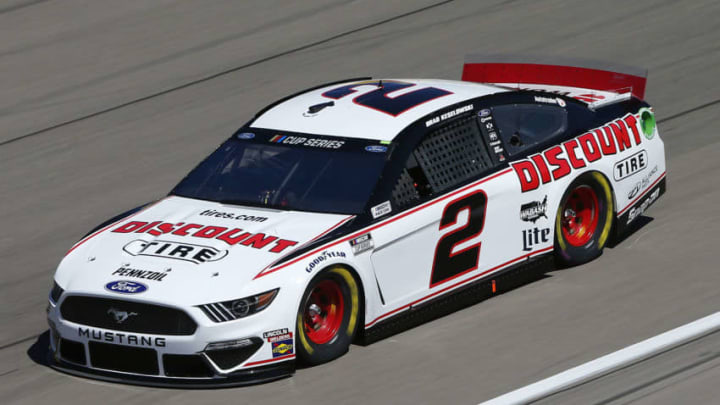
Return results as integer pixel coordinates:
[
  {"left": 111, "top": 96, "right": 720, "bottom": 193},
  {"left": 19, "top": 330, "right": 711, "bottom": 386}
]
[{"left": 479, "top": 311, "right": 720, "bottom": 405}]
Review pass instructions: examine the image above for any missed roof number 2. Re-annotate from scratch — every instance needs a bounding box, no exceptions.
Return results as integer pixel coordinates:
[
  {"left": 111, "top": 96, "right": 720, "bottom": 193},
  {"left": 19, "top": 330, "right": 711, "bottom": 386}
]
[{"left": 322, "top": 80, "right": 452, "bottom": 116}]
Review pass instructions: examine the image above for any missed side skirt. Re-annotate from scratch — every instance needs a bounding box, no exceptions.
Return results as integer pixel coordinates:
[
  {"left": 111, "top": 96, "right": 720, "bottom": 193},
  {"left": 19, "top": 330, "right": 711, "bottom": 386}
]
[{"left": 361, "top": 253, "right": 554, "bottom": 344}]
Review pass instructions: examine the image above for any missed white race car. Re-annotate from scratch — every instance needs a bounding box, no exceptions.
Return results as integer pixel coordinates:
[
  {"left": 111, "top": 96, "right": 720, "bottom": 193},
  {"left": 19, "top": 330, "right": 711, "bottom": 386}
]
[{"left": 47, "top": 56, "right": 666, "bottom": 387}]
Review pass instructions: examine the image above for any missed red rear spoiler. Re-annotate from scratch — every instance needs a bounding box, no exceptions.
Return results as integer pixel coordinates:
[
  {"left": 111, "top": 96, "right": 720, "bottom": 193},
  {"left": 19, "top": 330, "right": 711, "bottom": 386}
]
[{"left": 462, "top": 55, "right": 648, "bottom": 100}]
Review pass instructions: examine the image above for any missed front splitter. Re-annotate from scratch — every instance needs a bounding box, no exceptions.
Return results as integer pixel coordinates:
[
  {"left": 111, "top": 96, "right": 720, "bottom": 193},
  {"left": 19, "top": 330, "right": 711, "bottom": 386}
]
[{"left": 48, "top": 353, "right": 295, "bottom": 389}]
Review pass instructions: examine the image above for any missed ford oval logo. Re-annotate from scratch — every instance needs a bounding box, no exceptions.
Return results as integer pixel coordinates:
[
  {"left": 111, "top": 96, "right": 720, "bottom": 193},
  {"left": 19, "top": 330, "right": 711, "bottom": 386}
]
[
  {"left": 105, "top": 280, "right": 147, "bottom": 294},
  {"left": 236, "top": 132, "right": 255, "bottom": 140},
  {"left": 365, "top": 145, "right": 388, "bottom": 153}
]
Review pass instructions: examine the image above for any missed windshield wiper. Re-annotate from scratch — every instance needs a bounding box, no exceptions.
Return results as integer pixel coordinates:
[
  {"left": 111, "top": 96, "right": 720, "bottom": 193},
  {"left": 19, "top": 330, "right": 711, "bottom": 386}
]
[{"left": 217, "top": 198, "right": 291, "bottom": 211}]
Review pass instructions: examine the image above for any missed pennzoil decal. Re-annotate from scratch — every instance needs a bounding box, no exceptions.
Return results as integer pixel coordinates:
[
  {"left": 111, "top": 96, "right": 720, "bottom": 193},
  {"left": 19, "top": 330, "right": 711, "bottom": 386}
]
[{"left": 112, "top": 266, "right": 168, "bottom": 281}]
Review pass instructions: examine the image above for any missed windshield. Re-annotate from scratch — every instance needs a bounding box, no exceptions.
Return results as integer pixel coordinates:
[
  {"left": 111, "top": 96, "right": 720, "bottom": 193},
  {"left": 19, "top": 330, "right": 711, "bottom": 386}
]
[{"left": 171, "top": 131, "right": 390, "bottom": 214}]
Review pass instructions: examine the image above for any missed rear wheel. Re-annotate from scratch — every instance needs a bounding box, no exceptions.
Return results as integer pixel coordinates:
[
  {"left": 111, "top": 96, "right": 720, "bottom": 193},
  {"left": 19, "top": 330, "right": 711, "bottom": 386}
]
[
  {"left": 296, "top": 267, "right": 360, "bottom": 366},
  {"left": 555, "top": 172, "right": 614, "bottom": 266}
]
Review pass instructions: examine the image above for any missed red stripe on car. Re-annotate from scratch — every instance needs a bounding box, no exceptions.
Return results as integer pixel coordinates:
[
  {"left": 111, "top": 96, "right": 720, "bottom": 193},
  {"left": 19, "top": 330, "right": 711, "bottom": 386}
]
[{"left": 365, "top": 246, "right": 554, "bottom": 328}]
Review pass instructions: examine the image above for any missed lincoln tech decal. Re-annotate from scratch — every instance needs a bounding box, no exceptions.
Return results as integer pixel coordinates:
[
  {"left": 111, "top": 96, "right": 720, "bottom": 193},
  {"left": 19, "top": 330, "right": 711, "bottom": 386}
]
[
  {"left": 263, "top": 328, "right": 293, "bottom": 343},
  {"left": 113, "top": 221, "right": 298, "bottom": 254},
  {"left": 512, "top": 114, "right": 644, "bottom": 192}
]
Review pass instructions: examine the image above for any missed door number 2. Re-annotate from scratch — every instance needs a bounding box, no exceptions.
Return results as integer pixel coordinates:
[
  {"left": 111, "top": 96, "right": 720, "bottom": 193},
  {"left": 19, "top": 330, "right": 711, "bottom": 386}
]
[{"left": 430, "top": 191, "right": 487, "bottom": 287}]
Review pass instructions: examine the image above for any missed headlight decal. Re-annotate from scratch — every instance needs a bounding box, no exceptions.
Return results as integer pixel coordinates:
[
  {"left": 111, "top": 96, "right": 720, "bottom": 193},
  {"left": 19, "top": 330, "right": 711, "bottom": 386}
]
[{"left": 198, "top": 289, "right": 278, "bottom": 323}]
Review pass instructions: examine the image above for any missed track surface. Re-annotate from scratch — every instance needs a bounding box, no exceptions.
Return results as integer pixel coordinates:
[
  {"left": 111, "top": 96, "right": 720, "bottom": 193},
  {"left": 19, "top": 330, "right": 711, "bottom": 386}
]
[{"left": 1, "top": 0, "right": 719, "bottom": 403}]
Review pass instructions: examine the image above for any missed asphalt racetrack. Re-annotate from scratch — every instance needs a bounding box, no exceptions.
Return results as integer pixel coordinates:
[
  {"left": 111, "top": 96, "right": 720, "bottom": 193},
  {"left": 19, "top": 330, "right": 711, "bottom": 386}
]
[{"left": 2, "top": 1, "right": 720, "bottom": 403}]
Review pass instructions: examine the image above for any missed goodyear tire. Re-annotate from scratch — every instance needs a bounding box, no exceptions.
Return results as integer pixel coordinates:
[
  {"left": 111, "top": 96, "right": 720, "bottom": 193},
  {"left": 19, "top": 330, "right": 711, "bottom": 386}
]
[
  {"left": 554, "top": 172, "right": 614, "bottom": 266},
  {"left": 296, "top": 267, "right": 360, "bottom": 366}
]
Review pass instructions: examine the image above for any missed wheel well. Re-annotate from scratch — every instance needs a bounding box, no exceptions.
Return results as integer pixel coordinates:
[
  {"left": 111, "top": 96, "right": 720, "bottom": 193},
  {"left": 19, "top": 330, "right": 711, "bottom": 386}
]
[
  {"left": 554, "top": 170, "right": 617, "bottom": 255},
  {"left": 314, "top": 264, "right": 366, "bottom": 339},
  {"left": 559, "top": 170, "right": 617, "bottom": 215}
]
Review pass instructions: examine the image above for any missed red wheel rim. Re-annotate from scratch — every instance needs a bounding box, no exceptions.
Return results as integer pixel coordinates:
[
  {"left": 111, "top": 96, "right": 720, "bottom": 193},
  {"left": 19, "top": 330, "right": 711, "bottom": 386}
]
[
  {"left": 303, "top": 279, "right": 344, "bottom": 345},
  {"left": 561, "top": 185, "right": 600, "bottom": 247}
]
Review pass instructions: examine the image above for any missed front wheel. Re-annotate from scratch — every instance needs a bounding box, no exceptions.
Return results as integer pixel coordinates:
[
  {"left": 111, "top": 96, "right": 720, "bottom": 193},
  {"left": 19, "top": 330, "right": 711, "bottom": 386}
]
[
  {"left": 296, "top": 267, "right": 360, "bottom": 366},
  {"left": 554, "top": 172, "right": 614, "bottom": 266}
]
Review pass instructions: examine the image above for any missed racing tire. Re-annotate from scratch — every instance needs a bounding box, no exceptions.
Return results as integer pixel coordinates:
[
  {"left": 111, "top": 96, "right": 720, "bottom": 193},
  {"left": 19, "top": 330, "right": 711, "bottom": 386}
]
[
  {"left": 554, "top": 172, "right": 614, "bottom": 266},
  {"left": 296, "top": 266, "right": 360, "bottom": 366}
]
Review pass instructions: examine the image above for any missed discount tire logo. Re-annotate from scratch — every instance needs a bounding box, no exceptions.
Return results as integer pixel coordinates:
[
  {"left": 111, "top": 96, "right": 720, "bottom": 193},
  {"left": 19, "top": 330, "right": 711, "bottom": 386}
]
[
  {"left": 123, "top": 239, "right": 228, "bottom": 264},
  {"left": 614, "top": 150, "right": 647, "bottom": 181}
]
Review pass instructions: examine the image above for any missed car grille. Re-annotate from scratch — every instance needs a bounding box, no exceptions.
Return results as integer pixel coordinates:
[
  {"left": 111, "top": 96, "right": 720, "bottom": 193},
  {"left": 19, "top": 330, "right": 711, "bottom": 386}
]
[
  {"left": 60, "top": 296, "right": 197, "bottom": 335},
  {"left": 163, "top": 354, "right": 214, "bottom": 377},
  {"left": 89, "top": 341, "right": 159, "bottom": 375},
  {"left": 59, "top": 338, "right": 86, "bottom": 365}
]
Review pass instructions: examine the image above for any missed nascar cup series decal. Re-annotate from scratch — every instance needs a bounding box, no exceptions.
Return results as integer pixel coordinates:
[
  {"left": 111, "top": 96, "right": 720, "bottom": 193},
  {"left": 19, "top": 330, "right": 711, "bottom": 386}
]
[{"left": 105, "top": 280, "right": 148, "bottom": 294}]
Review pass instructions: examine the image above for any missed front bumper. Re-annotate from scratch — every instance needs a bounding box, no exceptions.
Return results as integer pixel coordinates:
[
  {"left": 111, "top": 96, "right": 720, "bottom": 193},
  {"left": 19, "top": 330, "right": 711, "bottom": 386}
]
[
  {"left": 48, "top": 350, "right": 293, "bottom": 388},
  {"left": 47, "top": 294, "right": 296, "bottom": 387}
]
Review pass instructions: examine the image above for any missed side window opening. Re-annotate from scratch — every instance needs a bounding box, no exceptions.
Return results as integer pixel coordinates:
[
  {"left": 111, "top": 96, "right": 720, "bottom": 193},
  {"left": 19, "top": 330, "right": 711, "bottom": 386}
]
[
  {"left": 391, "top": 169, "right": 421, "bottom": 207},
  {"left": 491, "top": 104, "right": 568, "bottom": 156},
  {"left": 391, "top": 114, "right": 493, "bottom": 209}
]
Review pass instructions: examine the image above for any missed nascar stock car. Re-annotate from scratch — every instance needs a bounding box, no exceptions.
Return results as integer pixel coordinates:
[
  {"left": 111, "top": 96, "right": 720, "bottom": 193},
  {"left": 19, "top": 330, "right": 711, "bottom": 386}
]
[{"left": 46, "top": 55, "right": 666, "bottom": 386}]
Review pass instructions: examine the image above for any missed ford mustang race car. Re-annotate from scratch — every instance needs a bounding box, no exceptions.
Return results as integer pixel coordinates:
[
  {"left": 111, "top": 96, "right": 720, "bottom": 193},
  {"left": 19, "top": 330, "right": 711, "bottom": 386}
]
[{"left": 46, "top": 55, "right": 666, "bottom": 387}]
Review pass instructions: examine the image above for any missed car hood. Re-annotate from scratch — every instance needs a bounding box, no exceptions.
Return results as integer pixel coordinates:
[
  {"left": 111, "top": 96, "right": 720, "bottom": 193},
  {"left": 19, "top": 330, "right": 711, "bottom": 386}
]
[{"left": 56, "top": 196, "right": 351, "bottom": 305}]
